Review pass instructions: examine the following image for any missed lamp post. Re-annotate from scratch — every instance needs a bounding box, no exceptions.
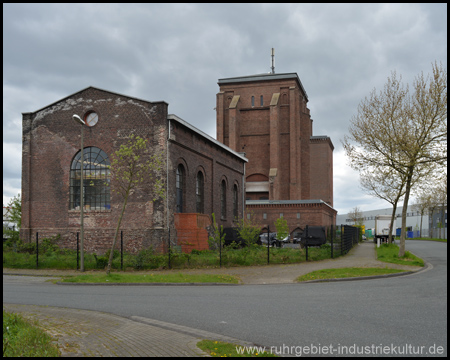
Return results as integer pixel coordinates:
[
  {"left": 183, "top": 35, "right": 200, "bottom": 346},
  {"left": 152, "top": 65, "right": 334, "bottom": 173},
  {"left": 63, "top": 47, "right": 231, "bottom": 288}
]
[{"left": 72, "top": 114, "right": 85, "bottom": 272}]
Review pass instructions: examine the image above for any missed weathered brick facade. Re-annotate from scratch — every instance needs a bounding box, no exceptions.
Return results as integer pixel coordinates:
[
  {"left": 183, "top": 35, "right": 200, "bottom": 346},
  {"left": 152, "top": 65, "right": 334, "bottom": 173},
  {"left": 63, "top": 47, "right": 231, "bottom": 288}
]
[
  {"left": 21, "top": 87, "right": 246, "bottom": 254},
  {"left": 216, "top": 73, "right": 336, "bottom": 232}
]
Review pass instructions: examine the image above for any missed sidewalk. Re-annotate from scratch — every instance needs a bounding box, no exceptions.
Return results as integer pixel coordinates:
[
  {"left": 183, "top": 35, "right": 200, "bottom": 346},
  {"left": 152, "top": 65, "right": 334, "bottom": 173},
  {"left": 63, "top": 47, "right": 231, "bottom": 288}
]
[
  {"left": 2, "top": 303, "right": 255, "bottom": 357},
  {"left": 3, "top": 241, "right": 424, "bottom": 357}
]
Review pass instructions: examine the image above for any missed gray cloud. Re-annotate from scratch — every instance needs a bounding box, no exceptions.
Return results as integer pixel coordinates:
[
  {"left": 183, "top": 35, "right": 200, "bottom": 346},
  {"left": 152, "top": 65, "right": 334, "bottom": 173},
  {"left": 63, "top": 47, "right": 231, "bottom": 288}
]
[{"left": 3, "top": 3, "right": 447, "bottom": 212}]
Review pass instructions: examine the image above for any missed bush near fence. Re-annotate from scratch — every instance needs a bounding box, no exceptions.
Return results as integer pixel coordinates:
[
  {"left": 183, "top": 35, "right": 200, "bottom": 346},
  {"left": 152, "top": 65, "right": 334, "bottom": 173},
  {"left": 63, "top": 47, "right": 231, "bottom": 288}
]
[{"left": 3, "top": 225, "right": 360, "bottom": 271}]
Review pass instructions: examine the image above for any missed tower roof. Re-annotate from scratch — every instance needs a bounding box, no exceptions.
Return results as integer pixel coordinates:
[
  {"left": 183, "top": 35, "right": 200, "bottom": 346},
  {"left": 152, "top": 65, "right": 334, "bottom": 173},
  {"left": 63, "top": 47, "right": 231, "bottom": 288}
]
[{"left": 218, "top": 72, "right": 308, "bottom": 101}]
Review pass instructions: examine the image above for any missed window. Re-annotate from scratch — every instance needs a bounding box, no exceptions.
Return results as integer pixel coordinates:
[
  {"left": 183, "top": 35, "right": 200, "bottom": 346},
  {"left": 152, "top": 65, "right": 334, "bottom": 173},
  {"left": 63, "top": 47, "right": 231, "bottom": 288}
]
[
  {"left": 251, "top": 96, "right": 255, "bottom": 107},
  {"left": 260, "top": 95, "right": 263, "bottom": 106},
  {"left": 233, "top": 184, "right": 238, "bottom": 219},
  {"left": 196, "top": 171, "right": 204, "bottom": 214},
  {"left": 176, "top": 165, "right": 185, "bottom": 213},
  {"left": 70, "top": 147, "right": 110, "bottom": 210},
  {"left": 85, "top": 111, "right": 99, "bottom": 127},
  {"left": 220, "top": 180, "right": 227, "bottom": 219}
]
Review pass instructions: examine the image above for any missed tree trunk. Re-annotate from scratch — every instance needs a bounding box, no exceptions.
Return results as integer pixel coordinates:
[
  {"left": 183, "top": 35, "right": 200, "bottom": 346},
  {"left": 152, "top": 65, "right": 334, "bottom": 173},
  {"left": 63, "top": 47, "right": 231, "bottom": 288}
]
[
  {"left": 389, "top": 201, "right": 398, "bottom": 244},
  {"left": 399, "top": 170, "right": 413, "bottom": 257},
  {"left": 106, "top": 191, "right": 130, "bottom": 275},
  {"left": 419, "top": 212, "right": 423, "bottom": 239}
]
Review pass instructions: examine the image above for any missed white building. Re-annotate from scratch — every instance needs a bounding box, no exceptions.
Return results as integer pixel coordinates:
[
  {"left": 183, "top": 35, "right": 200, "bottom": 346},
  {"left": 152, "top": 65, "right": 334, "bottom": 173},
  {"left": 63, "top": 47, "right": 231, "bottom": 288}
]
[{"left": 336, "top": 206, "right": 436, "bottom": 238}]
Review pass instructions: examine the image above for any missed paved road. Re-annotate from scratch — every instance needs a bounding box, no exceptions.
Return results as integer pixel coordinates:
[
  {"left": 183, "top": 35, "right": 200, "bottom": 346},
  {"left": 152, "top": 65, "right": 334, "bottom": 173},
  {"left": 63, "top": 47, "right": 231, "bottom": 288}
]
[{"left": 3, "top": 240, "right": 447, "bottom": 357}]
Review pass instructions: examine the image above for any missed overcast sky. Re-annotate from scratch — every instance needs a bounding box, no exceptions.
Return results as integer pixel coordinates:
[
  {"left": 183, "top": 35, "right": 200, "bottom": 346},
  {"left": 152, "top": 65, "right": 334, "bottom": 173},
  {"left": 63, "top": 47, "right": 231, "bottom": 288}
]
[{"left": 3, "top": 3, "right": 447, "bottom": 215}]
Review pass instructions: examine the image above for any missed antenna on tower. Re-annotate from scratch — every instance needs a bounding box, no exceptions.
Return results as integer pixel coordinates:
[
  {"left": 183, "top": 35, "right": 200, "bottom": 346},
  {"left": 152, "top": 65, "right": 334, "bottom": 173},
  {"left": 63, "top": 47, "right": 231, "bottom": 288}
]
[{"left": 271, "top": 48, "right": 275, "bottom": 74}]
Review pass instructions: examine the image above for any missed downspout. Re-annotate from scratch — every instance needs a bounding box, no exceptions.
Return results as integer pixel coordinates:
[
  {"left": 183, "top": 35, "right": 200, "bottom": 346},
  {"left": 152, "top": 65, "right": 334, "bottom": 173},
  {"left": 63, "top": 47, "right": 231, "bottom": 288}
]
[
  {"left": 242, "top": 160, "right": 246, "bottom": 219},
  {"left": 167, "top": 119, "right": 171, "bottom": 247}
]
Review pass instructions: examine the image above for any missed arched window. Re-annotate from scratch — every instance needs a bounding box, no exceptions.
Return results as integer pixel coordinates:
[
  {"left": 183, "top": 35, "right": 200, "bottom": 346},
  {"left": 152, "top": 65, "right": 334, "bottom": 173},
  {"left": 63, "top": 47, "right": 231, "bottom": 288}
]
[
  {"left": 70, "top": 147, "right": 110, "bottom": 210},
  {"left": 220, "top": 180, "right": 227, "bottom": 219},
  {"left": 233, "top": 184, "right": 238, "bottom": 219},
  {"left": 196, "top": 171, "right": 204, "bottom": 214},
  {"left": 176, "top": 165, "right": 185, "bottom": 213}
]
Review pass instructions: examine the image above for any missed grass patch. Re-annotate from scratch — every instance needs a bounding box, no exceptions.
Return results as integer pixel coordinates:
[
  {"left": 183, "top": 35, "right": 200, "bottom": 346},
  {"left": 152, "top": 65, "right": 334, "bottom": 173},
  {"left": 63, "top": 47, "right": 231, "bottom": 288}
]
[
  {"left": 376, "top": 243, "right": 425, "bottom": 266},
  {"left": 296, "top": 267, "right": 406, "bottom": 282},
  {"left": 197, "top": 340, "right": 277, "bottom": 357},
  {"left": 3, "top": 310, "right": 60, "bottom": 357},
  {"left": 408, "top": 237, "right": 447, "bottom": 243},
  {"left": 58, "top": 272, "right": 239, "bottom": 284}
]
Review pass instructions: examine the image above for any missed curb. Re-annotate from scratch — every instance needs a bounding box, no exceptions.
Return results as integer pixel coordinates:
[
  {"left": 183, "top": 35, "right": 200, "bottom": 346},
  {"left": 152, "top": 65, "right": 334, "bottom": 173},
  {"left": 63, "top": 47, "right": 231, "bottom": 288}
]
[
  {"left": 55, "top": 281, "right": 239, "bottom": 286},
  {"left": 298, "top": 261, "right": 429, "bottom": 284}
]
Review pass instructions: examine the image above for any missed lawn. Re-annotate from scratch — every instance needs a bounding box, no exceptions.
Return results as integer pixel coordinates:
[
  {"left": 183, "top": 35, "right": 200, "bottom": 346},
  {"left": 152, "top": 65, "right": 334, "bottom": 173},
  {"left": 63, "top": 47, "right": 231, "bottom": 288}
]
[
  {"left": 197, "top": 340, "right": 277, "bottom": 357},
  {"left": 376, "top": 243, "right": 425, "bottom": 267},
  {"left": 3, "top": 310, "right": 60, "bottom": 357},
  {"left": 58, "top": 272, "right": 240, "bottom": 284},
  {"left": 296, "top": 267, "right": 406, "bottom": 282}
]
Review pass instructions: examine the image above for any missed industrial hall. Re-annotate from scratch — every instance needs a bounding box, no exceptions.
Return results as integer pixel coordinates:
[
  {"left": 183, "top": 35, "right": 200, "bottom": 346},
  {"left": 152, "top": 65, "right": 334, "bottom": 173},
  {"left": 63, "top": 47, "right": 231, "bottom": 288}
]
[
  {"left": 21, "top": 70, "right": 335, "bottom": 253},
  {"left": 20, "top": 86, "right": 247, "bottom": 254}
]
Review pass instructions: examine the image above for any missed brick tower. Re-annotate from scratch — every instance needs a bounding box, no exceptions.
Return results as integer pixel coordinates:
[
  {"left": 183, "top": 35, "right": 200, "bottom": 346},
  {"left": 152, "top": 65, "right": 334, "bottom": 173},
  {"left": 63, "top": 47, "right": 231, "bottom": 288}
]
[{"left": 216, "top": 72, "right": 336, "bottom": 231}]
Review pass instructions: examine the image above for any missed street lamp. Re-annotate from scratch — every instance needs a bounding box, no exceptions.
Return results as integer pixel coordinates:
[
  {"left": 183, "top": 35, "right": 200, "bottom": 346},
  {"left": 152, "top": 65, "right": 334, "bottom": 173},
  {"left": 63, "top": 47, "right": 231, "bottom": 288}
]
[{"left": 72, "top": 114, "right": 85, "bottom": 272}]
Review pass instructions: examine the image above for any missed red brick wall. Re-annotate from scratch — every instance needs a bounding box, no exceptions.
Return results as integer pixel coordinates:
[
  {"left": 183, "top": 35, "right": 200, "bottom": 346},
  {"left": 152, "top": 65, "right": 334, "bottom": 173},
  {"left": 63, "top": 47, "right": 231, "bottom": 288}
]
[
  {"left": 217, "top": 74, "right": 335, "bottom": 230},
  {"left": 246, "top": 201, "right": 337, "bottom": 236},
  {"left": 310, "top": 137, "right": 334, "bottom": 207},
  {"left": 174, "top": 213, "right": 211, "bottom": 253},
  {"left": 216, "top": 76, "right": 315, "bottom": 202}
]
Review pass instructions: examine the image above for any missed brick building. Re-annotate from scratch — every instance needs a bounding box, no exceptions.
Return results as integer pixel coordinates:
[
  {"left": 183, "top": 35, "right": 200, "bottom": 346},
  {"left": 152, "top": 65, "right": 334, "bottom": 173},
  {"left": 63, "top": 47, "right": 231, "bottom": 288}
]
[
  {"left": 21, "top": 87, "right": 247, "bottom": 254},
  {"left": 216, "top": 73, "right": 336, "bottom": 234}
]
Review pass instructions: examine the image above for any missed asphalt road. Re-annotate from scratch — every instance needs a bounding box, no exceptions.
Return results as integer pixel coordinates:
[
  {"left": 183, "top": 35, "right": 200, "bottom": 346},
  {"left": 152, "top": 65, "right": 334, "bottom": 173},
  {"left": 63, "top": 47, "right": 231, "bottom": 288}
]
[{"left": 3, "top": 240, "right": 447, "bottom": 357}]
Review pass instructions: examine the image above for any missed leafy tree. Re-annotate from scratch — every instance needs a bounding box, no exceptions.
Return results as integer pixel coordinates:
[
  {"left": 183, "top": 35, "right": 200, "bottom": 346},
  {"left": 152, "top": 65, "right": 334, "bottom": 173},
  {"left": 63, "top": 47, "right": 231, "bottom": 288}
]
[
  {"left": 343, "top": 62, "right": 447, "bottom": 256},
  {"left": 106, "top": 135, "right": 165, "bottom": 275},
  {"left": 274, "top": 216, "right": 289, "bottom": 241},
  {"left": 3, "top": 194, "right": 21, "bottom": 243},
  {"left": 235, "top": 212, "right": 261, "bottom": 247}
]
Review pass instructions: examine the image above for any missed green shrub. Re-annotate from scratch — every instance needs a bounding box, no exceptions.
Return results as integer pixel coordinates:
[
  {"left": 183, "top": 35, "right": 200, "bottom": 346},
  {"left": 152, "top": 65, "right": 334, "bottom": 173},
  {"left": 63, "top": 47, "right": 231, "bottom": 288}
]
[
  {"left": 93, "top": 254, "right": 109, "bottom": 269},
  {"left": 133, "top": 247, "right": 166, "bottom": 270}
]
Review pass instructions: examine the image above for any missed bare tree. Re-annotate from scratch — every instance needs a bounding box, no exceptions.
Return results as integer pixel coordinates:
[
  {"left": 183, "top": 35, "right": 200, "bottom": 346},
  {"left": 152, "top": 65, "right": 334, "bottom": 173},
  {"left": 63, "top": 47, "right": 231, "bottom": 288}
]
[
  {"left": 347, "top": 206, "right": 363, "bottom": 226},
  {"left": 343, "top": 62, "right": 447, "bottom": 256},
  {"left": 360, "top": 168, "right": 405, "bottom": 243},
  {"left": 411, "top": 192, "right": 431, "bottom": 238}
]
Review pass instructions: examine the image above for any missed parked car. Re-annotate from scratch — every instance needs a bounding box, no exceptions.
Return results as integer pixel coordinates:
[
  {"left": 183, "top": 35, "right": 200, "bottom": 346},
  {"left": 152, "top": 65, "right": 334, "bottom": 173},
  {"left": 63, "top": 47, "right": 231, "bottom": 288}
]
[
  {"left": 259, "top": 232, "right": 277, "bottom": 246},
  {"left": 259, "top": 232, "right": 289, "bottom": 247},
  {"left": 275, "top": 234, "right": 290, "bottom": 243}
]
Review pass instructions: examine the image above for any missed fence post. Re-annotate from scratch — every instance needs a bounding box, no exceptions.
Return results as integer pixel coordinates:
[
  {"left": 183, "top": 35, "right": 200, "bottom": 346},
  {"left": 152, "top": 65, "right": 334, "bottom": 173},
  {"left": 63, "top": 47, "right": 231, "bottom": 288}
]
[
  {"left": 36, "top": 232, "right": 39, "bottom": 269},
  {"left": 219, "top": 227, "right": 222, "bottom": 268},
  {"left": 168, "top": 227, "right": 171, "bottom": 270},
  {"left": 331, "top": 225, "right": 334, "bottom": 259},
  {"left": 77, "top": 232, "right": 79, "bottom": 270},
  {"left": 121, "top": 230, "right": 123, "bottom": 271},
  {"left": 305, "top": 225, "right": 309, "bottom": 261},
  {"left": 267, "top": 226, "right": 270, "bottom": 264}
]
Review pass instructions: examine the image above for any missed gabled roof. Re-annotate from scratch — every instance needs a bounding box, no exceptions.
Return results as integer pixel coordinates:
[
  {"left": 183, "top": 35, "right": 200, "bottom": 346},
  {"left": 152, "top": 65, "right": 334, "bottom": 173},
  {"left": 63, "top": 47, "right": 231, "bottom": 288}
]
[
  {"left": 167, "top": 114, "right": 248, "bottom": 163},
  {"left": 218, "top": 72, "right": 308, "bottom": 101},
  {"left": 23, "top": 86, "right": 167, "bottom": 115}
]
